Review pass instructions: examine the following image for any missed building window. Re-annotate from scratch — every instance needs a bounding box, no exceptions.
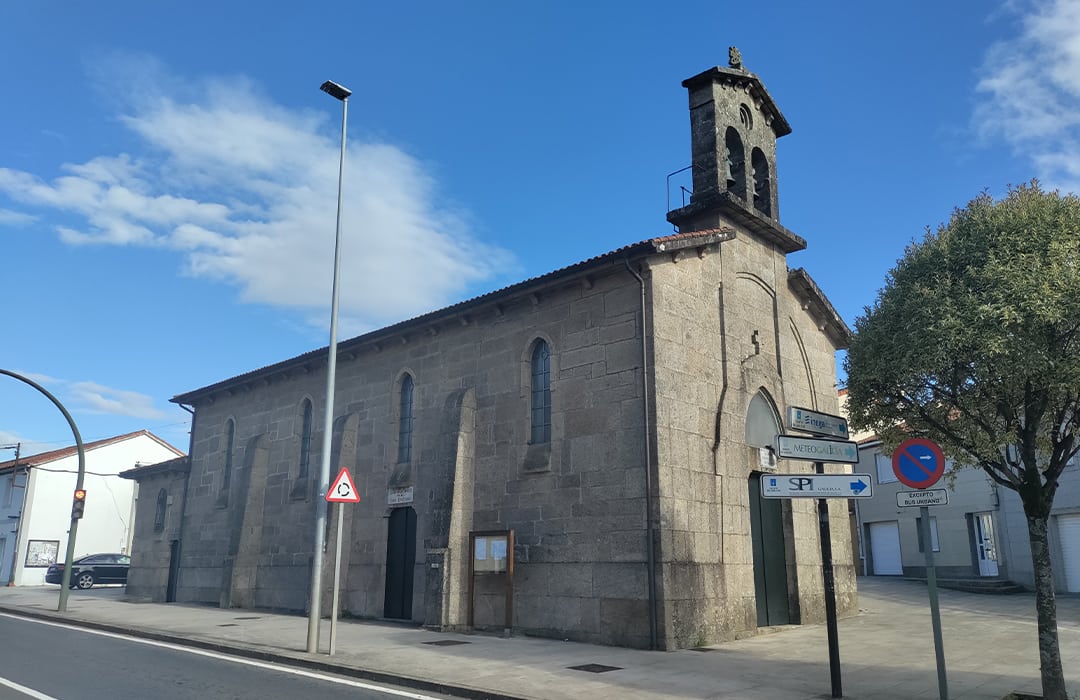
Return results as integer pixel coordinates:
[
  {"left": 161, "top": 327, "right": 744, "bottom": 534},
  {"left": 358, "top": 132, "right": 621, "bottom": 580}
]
[
  {"left": 739, "top": 103, "right": 753, "bottom": 130},
  {"left": 154, "top": 488, "right": 167, "bottom": 532},
  {"left": 298, "top": 399, "right": 313, "bottom": 479},
  {"left": 530, "top": 340, "right": 551, "bottom": 444},
  {"left": 223, "top": 418, "right": 235, "bottom": 492},
  {"left": 397, "top": 374, "right": 414, "bottom": 464},
  {"left": 875, "top": 453, "right": 896, "bottom": 483},
  {"left": 916, "top": 516, "right": 940, "bottom": 552}
]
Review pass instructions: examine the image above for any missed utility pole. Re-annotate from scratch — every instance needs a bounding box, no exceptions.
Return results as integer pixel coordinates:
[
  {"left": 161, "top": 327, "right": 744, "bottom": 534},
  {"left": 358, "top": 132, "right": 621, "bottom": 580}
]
[{"left": 3, "top": 443, "right": 25, "bottom": 586}]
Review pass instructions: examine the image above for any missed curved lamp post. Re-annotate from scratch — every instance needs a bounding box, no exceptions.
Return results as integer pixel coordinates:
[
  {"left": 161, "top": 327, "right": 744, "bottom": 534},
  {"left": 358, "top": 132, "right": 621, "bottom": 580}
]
[
  {"left": 307, "top": 79, "right": 351, "bottom": 654},
  {"left": 0, "top": 369, "right": 85, "bottom": 612}
]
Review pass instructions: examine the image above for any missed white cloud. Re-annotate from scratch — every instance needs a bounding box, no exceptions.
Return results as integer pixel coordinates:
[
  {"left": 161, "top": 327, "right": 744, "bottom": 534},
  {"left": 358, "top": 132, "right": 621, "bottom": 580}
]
[
  {"left": 975, "top": 0, "right": 1080, "bottom": 192},
  {"left": 0, "top": 207, "right": 35, "bottom": 225},
  {"left": 69, "top": 381, "right": 168, "bottom": 420},
  {"left": 0, "top": 55, "right": 514, "bottom": 329}
]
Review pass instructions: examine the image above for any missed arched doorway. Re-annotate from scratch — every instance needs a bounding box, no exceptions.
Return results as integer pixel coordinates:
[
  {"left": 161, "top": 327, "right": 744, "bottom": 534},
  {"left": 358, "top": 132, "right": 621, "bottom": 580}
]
[
  {"left": 383, "top": 506, "right": 417, "bottom": 619},
  {"left": 745, "top": 391, "right": 790, "bottom": 626}
]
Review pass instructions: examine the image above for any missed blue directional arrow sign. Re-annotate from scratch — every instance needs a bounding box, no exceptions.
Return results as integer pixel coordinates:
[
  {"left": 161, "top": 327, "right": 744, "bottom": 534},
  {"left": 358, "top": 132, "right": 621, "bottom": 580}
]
[{"left": 760, "top": 473, "right": 875, "bottom": 499}]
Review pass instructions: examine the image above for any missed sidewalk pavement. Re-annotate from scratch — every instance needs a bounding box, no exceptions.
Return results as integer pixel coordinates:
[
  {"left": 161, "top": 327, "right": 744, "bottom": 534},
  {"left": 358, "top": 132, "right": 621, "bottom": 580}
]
[{"left": 0, "top": 578, "right": 1077, "bottom": 700}]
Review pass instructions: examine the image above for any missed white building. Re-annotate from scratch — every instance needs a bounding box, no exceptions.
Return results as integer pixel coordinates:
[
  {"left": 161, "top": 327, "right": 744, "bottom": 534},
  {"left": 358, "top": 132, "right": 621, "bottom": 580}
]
[
  {"left": 0, "top": 431, "right": 184, "bottom": 586},
  {"left": 854, "top": 437, "right": 1080, "bottom": 593}
]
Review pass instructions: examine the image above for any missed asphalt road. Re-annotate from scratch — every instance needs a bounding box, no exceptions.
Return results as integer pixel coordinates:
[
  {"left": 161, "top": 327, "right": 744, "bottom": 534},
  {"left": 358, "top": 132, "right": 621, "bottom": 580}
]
[{"left": 0, "top": 614, "right": 454, "bottom": 700}]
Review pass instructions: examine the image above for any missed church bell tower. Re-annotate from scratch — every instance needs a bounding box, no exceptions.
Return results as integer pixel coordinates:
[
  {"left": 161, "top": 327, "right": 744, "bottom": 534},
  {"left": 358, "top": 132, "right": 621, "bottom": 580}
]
[{"left": 668, "top": 48, "right": 806, "bottom": 254}]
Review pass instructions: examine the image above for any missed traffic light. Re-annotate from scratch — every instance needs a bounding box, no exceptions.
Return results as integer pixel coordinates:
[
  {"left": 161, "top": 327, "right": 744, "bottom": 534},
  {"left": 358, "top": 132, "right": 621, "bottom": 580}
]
[{"left": 71, "top": 489, "right": 87, "bottom": 519}]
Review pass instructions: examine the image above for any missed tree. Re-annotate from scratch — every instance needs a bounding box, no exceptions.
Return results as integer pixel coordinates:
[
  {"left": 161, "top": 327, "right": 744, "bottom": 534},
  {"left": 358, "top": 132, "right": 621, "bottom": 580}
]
[{"left": 845, "top": 182, "right": 1080, "bottom": 700}]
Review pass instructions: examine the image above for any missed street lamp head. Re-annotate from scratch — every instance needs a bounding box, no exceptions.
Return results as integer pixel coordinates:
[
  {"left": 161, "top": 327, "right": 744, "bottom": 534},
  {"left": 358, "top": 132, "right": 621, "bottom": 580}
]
[{"left": 320, "top": 80, "right": 351, "bottom": 101}]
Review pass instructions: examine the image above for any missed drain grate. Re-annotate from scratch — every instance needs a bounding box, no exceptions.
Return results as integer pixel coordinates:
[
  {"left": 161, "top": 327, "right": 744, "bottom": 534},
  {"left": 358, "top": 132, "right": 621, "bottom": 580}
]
[
  {"left": 689, "top": 647, "right": 715, "bottom": 652},
  {"left": 423, "top": 640, "right": 471, "bottom": 647},
  {"left": 233, "top": 616, "right": 262, "bottom": 620},
  {"left": 217, "top": 623, "right": 239, "bottom": 627},
  {"left": 568, "top": 663, "right": 622, "bottom": 673}
]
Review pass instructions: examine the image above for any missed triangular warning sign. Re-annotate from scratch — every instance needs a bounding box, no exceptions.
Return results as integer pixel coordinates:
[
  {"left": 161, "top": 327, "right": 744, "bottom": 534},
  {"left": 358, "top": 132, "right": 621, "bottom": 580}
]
[{"left": 326, "top": 467, "right": 360, "bottom": 503}]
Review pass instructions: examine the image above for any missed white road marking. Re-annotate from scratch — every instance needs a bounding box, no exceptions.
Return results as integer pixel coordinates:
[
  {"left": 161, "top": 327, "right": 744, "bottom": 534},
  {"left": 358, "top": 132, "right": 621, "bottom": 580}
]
[
  {"left": 0, "top": 676, "right": 61, "bottom": 700},
  {"left": 0, "top": 613, "right": 446, "bottom": 700}
]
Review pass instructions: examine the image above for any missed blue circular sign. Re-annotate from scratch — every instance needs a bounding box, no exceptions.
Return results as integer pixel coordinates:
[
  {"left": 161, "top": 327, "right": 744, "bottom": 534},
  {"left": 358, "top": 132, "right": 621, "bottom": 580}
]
[{"left": 892, "top": 438, "right": 945, "bottom": 490}]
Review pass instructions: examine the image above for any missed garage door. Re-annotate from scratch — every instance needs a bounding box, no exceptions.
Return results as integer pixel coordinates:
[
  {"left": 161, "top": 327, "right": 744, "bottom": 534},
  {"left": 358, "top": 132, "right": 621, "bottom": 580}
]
[
  {"left": 869, "top": 521, "right": 903, "bottom": 576},
  {"left": 1059, "top": 514, "right": 1080, "bottom": 593}
]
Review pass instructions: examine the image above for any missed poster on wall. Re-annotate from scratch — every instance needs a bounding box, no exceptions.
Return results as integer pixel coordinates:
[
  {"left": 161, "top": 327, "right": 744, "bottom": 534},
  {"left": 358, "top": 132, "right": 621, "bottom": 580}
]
[
  {"left": 472, "top": 532, "right": 510, "bottom": 573},
  {"left": 25, "top": 540, "right": 60, "bottom": 567}
]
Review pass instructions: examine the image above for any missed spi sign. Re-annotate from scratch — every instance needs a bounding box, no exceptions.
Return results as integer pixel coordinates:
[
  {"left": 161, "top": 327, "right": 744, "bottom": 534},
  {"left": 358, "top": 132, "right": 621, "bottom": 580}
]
[{"left": 891, "top": 438, "right": 946, "bottom": 490}]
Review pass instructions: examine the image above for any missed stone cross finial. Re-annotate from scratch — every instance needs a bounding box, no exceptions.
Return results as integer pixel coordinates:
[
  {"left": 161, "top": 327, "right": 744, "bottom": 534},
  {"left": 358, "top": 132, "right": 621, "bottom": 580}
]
[{"left": 728, "top": 46, "right": 743, "bottom": 70}]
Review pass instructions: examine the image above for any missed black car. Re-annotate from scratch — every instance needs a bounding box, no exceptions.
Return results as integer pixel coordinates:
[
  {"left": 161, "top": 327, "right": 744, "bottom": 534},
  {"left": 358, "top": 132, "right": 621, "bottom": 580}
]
[{"left": 44, "top": 553, "right": 130, "bottom": 589}]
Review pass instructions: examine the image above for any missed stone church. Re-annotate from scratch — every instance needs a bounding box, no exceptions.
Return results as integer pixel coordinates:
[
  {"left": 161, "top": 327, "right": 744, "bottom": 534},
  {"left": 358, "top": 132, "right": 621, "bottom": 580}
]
[{"left": 123, "top": 54, "right": 855, "bottom": 650}]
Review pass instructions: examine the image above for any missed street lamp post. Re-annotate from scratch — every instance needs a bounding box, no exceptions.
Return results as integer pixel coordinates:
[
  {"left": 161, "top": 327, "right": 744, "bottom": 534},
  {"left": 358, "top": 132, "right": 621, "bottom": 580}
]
[
  {"left": 0, "top": 369, "right": 86, "bottom": 612},
  {"left": 307, "top": 79, "right": 351, "bottom": 654}
]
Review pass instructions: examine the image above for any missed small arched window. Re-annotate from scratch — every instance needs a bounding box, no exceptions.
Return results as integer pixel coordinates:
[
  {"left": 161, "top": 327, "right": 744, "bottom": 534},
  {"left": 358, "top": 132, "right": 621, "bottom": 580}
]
[
  {"left": 724, "top": 127, "right": 747, "bottom": 200},
  {"left": 739, "top": 103, "right": 753, "bottom": 130},
  {"left": 298, "top": 399, "right": 314, "bottom": 479},
  {"left": 154, "top": 488, "right": 167, "bottom": 532},
  {"left": 751, "top": 148, "right": 772, "bottom": 216},
  {"left": 746, "top": 390, "right": 782, "bottom": 469},
  {"left": 530, "top": 340, "right": 551, "bottom": 444},
  {"left": 397, "top": 374, "right": 414, "bottom": 463},
  {"left": 223, "top": 418, "right": 235, "bottom": 491}
]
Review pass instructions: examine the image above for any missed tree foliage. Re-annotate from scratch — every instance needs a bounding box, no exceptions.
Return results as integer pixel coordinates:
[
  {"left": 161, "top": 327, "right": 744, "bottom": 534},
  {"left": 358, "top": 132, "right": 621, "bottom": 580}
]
[
  {"left": 845, "top": 182, "right": 1080, "bottom": 512},
  {"left": 845, "top": 182, "right": 1080, "bottom": 699}
]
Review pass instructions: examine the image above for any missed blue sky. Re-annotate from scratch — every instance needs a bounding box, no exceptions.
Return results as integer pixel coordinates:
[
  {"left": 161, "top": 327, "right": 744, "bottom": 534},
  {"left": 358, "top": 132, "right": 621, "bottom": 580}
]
[{"left": 2, "top": 1, "right": 1078, "bottom": 459}]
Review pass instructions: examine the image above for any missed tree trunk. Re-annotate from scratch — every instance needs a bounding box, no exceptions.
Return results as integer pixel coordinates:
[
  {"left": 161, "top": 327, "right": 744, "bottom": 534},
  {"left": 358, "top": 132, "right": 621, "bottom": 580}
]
[{"left": 1025, "top": 514, "right": 1067, "bottom": 700}]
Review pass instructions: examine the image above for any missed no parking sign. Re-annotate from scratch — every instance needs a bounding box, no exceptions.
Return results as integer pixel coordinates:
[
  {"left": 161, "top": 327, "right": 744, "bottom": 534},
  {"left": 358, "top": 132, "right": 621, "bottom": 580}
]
[{"left": 892, "top": 438, "right": 946, "bottom": 490}]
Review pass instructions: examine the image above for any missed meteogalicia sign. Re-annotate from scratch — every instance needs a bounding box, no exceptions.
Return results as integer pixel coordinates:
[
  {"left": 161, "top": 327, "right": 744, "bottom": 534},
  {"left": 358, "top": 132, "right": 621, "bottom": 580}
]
[{"left": 776, "top": 435, "right": 860, "bottom": 464}]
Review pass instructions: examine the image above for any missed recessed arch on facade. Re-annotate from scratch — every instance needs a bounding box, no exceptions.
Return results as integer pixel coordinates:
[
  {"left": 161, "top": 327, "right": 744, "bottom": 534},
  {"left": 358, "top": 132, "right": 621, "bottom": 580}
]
[{"left": 787, "top": 319, "right": 817, "bottom": 408}]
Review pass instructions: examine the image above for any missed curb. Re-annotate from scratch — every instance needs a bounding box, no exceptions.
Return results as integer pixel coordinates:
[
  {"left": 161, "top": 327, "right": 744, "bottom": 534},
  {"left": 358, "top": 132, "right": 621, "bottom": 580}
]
[{"left": 0, "top": 604, "right": 527, "bottom": 700}]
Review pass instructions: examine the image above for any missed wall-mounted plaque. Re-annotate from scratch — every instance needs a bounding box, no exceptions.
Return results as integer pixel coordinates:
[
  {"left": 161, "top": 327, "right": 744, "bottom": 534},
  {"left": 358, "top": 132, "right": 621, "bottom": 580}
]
[
  {"left": 25, "top": 540, "right": 59, "bottom": 567},
  {"left": 387, "top": 486, "right": 414, "bottom": 506},
  {"left": 473, "top": 533, "right": 509, "bottom": 573}
]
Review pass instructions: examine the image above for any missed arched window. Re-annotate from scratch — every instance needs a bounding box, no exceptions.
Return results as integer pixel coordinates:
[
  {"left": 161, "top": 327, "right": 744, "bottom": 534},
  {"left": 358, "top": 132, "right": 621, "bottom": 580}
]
[
  {"left": 154, "top": 488, "right": 167, "bottom": 532},
  {"left": 751, "top": 148, "right": 772, "bottom": 216},
  {"left": 298, "top": 399, "right": 313, "bottom": 479},
  {"left": 725, "top": 127, "right": 747, "bottom": 199},
  {"left": 739, "top": 103, "right": 754, "bottom": 130},
  {"left": 746, "top": 390, "right": 782, "bottom": 469},
  {"left": 223, "top": 418, "right": 235, "bottom": 491},
  {"left": 530, "top": 340, "right": 551, "bottom": 444},
  {"left": 397, "top": 374, "right": 414, "bottom": 463}
]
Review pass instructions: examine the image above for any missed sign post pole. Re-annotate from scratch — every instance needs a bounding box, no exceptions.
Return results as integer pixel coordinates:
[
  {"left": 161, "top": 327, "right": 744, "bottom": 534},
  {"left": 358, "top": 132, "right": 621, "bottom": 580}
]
[
  {"left": 920, "top": 505, "right": 948, "bottom": 700},
  {"left": 329, "top": 501, "right": 345, "bottom": 656},
  {"left": 892, "top": 438, "right": 948, "bottom": 700},
  {"left": 816, "top": 461, "right": 842, "bottom": 699},
  {"left": 324, "top": 466, "right": 361, "bottom": 657},
  {"left": 776, "top": 408, "right": 861, "bottom": 700}
]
